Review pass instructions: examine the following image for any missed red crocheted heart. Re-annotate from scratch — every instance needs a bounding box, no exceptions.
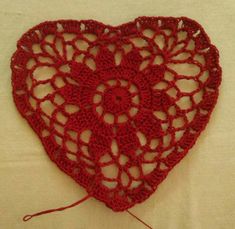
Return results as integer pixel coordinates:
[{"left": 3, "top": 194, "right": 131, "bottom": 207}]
[{"left": 11, "top": 17, "right": 221, "bottom": 211}]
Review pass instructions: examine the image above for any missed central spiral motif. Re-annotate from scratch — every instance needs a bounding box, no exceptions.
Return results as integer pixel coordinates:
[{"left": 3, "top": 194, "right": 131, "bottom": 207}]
[
  {"left": 93, "top": 79, "right": 140, "bottom": 124},
  {"left": 103, "top": 87, "right": 131, "bottom": 113}
]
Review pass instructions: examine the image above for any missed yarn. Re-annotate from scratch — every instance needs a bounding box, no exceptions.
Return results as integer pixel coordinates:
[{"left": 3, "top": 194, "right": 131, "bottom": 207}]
[{"left": 11, "top": 16, "right": 221, "bottom": 221}]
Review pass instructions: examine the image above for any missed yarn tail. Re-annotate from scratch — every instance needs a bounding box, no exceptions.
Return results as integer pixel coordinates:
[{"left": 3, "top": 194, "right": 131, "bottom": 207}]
[
  {"left": 23, "top": 194, "right": 152, "bottom": 228},
  {"left": 23, "top": 194, "right": 91, "bottom": 221},
  {"left": 126, "top": 210, "right": 153, "bottom": 229}
]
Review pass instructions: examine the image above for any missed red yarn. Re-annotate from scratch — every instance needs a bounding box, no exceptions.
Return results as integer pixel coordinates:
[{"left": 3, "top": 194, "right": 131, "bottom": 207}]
[
  {"left": 11, "top": 16, "right": 221, "bottom": 214},
  {"left": 23, "top": 194, "right": 91, "bottom": 221},
  {"left": 127, "top": 210, "right": 153, "bottom": 229}
]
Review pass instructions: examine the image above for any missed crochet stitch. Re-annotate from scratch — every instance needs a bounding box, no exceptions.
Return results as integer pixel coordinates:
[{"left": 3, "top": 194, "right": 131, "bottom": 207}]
[{"left": 11, "top": 16, "right": 221, "bottom": 213}]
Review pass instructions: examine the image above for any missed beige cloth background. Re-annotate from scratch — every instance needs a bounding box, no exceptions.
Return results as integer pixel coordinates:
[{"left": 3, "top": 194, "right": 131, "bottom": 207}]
[{"left": 0, "top": 0, "right": 235, "bottom": 228}]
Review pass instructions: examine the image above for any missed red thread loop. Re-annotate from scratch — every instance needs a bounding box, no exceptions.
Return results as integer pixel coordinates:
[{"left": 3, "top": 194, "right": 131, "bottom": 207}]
[
  {"left": 23, "top": 215, "right": 33, "bottom": 221},
  {"left": 23, "top": 194, "right": 91, "bottom": 222},
  {"left": 126, "top": 210, "right": 153, "bottom": 229}
]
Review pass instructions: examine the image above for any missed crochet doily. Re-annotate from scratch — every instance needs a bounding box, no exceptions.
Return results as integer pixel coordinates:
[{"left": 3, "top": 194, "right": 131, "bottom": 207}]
[{"left": 11, "top": 16, "right": 221, "bottom": 212}]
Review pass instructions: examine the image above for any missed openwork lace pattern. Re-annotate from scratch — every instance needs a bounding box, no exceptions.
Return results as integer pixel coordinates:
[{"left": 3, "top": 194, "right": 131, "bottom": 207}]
[{"left": 11, "top": 16, "right": 221, "bottom": 211}]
